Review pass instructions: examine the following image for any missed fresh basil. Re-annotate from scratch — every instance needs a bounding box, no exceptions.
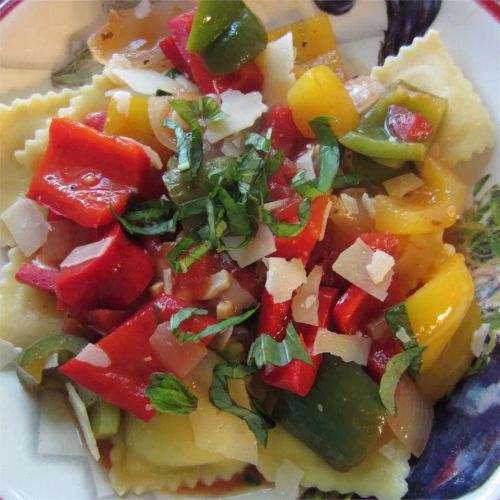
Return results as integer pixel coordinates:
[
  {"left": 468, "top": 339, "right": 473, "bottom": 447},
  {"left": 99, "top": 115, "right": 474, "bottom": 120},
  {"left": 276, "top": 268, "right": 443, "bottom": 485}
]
[
  {"left": 124, "top": 199, "right": 173, "bottom": 223},
  {"left": 247, "top": 322, "right": 313, "bottom": 369},
  {"left": 166, "top": 68, "right": 181, "bottom": 79},
  {"left": 200, "top": 96, "right": 227, "bottom": 123},
  {"left": 331, "top": 173, "right": 370, "bottom": 189},
  {"left": 261, "top": 198, "right": 311, "bottom": 237},
  {"left": 145, "top": 373, "right": 198, "bottom": 415},
  {"left": 293, "top": 116, "right": 340, "bottom": 198},
  {"left": 384, "top": 302, "right": 422, "bottom": 377},
  {"left": 379, "top": 346, "right": 426, "bottom": 415},
  {"left": 171, "top": 305, "right": 259, "bottom": 343},
  {"left": 244, "top": 130, "right": 272, "bottom": 153},
  {"left": 156, "top": 89, "right": 172, "bottom": 96},
  {"left": 209, "top": 363, "right": 273, "bottom": 445}
]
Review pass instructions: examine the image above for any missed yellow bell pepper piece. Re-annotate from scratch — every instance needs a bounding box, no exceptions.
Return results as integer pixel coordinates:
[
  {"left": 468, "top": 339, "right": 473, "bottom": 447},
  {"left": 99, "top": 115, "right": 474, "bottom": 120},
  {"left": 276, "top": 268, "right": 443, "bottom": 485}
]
[
  {"left": 406, "top": 253, "right": 474, "bottom": 374},
  {"left": 104, "top": 95, "right": 172, "bottom": 164},
  {"left": 374, "top": 156, "right": 467, "bottom": 234},
  {"left": 417, "top": 301, "right": 481, "bottom": 403},
  {"left": 287, "top": 65, "right": 359, "bottom": 138}
]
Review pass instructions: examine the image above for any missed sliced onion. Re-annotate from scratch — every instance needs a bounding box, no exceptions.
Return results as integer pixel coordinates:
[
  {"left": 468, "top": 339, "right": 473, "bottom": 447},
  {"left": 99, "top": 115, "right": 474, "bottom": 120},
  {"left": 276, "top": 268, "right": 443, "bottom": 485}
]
[
  {"left": 149, "top": 322, "right": 207, "bottom": 378},
  {"left": 345, "top": 76, "right": 385, "bottom": 115},
  {"left": 0, "top": 198, "right": 50, "bottom": 257},
  {"left": 110, "top": 68, "right": 185, "bottom": 96},
  {"left": 388, "top": 375, "right": 434, "bottom": 457},
  {"left": 292, "top": 265, "right": 322, "bottom": 326},
  {"left": 313, "top": 328, "right": 372, "bottom": 366},
  {"left": 60, "top": 236, "right": 114, "bottom": 268},
  {"left": 75, "top": 344, "right": 111, "bottom": 368}
]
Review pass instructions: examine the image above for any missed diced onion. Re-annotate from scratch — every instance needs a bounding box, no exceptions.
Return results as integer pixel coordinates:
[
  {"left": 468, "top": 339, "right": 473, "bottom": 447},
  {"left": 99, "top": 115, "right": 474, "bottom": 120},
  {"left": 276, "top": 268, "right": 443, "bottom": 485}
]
[
  {"left": 210, "top": 326, "right": 234, "bottom": 350},
  {"left": 256, "top": 32, "right": 296, "bottom": 107},
  {"left": 163, "top": 268, "right": 173, "bottom": 295},
  {"left": 65, "top": 383, "right": 100, "bottom": 461},
  {"left": 109, "top": 68, "right": 186, "bottom": 95},
  {"left": 220, "top": 278, "right": 258, "bottom": 314},
  {"left": 223, "top": 223, "right": 276, "bottom": 268},
  {"left": 471, "top": 323, "right": 490, "bottom": 357},
  {"left": 340, "top": 193, "right": 359, "bottom": 214},
  {"left": 75, "top": 344, "right": 111, "bottom": 368},
  {"left": 345, "top": 76, "right": 385, "bottom": 115},
  {"left": 200, "top": 270, "right": 232, "bottom": 300},
  {"left": 149, "top": 322, "right": 207, "bottom": 378},
  {"left": 275, "top": 459, "right": 304, "bottom": 500},
  {"left": 0, "top": 338, "right": 22, "bottom": 370},
  {"left": 60, "top": 236, "right": 114, "bottom": 268},
  {"left": 387, "top": 376, "right": 434, "bottom": 457},
  {"left": 221, "top": 134, "right": 245, "bottom": 157},
  {"left": 0, "top": 198, "right": 50, "bottom": 257},
  {"left": 205, "top": 90, "right": 268, "bottom": 144},
  {"left": 366, "top": 249, "right": 395, "bottom": 285},
  {"left": 263, "top": 199, "right": 288, "bottom": 211},
  {"left": 332, "top": 238, "right": 393, "bottom": 300},
  {"left": 292, "top": 265, "right": 322, "bottom": 325},
  {"left": 265, "top": 257, "right": 307, "bottom": 303},
  {"left": 313, "top": 328, "right": 372, "bottom": 365},
  {"left": 296, "top": 146, "right": 316, "bottom": 180},
  {"left": 383, "top": 173, "right": 424, "bottom": 198}
]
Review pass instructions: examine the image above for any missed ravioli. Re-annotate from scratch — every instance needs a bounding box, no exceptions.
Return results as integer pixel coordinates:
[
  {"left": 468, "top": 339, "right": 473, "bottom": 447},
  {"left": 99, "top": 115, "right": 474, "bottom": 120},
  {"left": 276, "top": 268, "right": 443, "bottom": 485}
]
[{"left": 371, "top": 30, "right": 495, "bottom": 165}]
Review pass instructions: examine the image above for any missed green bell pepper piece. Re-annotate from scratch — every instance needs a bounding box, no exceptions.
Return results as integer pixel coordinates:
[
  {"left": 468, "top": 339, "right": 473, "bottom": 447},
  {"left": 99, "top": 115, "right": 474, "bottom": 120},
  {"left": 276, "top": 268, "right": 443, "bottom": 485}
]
[
  {"left": 90, "top": 399, "right": 121, "bottom": 440},
  {"left": 339, "top": 80, "right": 447, "bottom": 163},
  {"left": 270, "top": 355, "right": 387, "bottom": 471},
  {"left": 17, "top": 334, "right": 88, "bottom": 391}
]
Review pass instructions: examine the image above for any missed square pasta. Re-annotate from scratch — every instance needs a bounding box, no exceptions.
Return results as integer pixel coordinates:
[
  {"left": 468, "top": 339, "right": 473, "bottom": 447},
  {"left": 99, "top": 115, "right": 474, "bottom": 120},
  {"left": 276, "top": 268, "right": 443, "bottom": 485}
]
[{"left": 371, "top": 30, "right": 495, "bottom": 165}]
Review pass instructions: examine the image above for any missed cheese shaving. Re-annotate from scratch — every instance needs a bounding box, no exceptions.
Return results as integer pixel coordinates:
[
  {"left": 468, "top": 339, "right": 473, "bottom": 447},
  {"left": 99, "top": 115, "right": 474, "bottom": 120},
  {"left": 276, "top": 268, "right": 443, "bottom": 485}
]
[
  {"left": 76, "top": 344, "right": 111, "bottom": 368},
  {"left": 366, "top": 250, "right": 395, "bottom": 285},
  {"left": 265, "top": 257, "right": 307, "bottom": 303},
  {"left": 340, "top": 193, "right": 359, "bottom": 214},
  {"left": 296, "top": 146, "right": 316, "bottom": 181},
  {"left": 313, "top": 328, "right": 372, "bottom": 366},
  {"left": 292, "top": 265, "right": 322, "bottom": 325},
  {"left": 361, "top": 192, "right": 376, "bottom": 219},
  {"left": 60, "top": 236, "right": 114, "bottom": 268},
  {"left": 275, "top": 458, "right": 304, "bottom": 500},
  {"left": 109, "top": 68, "right": 185, "bottom": 95}
]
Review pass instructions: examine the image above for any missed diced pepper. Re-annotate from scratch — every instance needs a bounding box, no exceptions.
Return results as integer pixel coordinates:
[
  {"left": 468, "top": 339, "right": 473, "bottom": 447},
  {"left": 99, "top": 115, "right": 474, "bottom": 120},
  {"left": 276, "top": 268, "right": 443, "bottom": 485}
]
[
  {"left": 374, "top": 157, "right": 467, "bottom": 234},
  {"left": 339, "top": 81, "right": 447, "bottom": 162},
  {"left": 83, "top": 111, "right": 106, "bottom": 132},
  {"left": 85, "top": 309, "right": 131, "bottom": 335},
  {"left": 188, "top": 0, "right": 267, "bottom": 75},
  {"left": 159, "top": 35, "right": 193, "bottom": 78},
  {"left": 270, "top": 355, "right": 386, "bottom": 471},
  {"left": 287, "top": 65, "right": 359, "bottom": 138},
  {"left": 274, "top": 195, "right": 331, "bottom": 263},
  {"left": 59, "top": 293, "right": 217, "bottom": 421},
  {"left": 261, "top": 105, "right": 308, "bottom": 158},
  {"left": 416, "top": 300, "right": 481, "bottom": 403},
  {"left": 405, "top": 253, "right": 474, "bottom": 374},
  {"left": 256, "top": 289, "right": 291, "bottom": 341},
  {"left": 26, "top": 118, "right": 154, "bottom": 228},
  {"left": 15, "top": 263, "right": 59, "bottom": 293},
  {"left": 56, "top": 224, "right": 155, "bottom": 311},
  {"left": 386, "top": 104, "right": 433, "bottom": 143},
  {"left": 358, "top": 232, "right": 399, "bottom": 257}
]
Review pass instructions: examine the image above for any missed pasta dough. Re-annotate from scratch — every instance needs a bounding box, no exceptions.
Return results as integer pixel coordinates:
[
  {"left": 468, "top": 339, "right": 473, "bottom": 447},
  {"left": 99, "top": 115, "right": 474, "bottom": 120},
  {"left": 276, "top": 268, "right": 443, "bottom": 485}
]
[{"left": 371, "top": 30, "right": 495, "bottom": 165}]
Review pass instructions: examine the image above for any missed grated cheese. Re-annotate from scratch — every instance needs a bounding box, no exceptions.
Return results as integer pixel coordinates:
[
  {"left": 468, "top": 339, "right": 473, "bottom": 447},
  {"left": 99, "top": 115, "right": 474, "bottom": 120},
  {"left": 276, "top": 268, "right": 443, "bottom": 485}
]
[{"left": 395, "top": 327, "right": 411, "bottom": 344}]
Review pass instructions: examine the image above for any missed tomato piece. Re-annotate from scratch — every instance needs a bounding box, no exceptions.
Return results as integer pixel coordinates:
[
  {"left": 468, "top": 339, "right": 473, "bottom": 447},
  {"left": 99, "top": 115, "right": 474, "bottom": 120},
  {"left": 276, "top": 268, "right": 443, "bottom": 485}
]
[
  {"left": 83, "top": 111, "right": 107, "bottom": 132},
  {"left": 274, "top": 195, "right": 330, "bottom": 263},
  {"left": 261, "top": 105, "right": 308, "bottom": 158},
  {"left": 386, "top": 104, "right": 433, "bottom": 143},
  {"left": 27, "top": 118, "right": 154, "bottom": 228},
  {"left": 56, "top": 224, "right": 155, "bottom": 311},
  {"left": 15, "top": 263, "right": 59, "bottom": 293},
  {"left": 269, "top": 160, "right": 298, "bottom": 187},
  {"left": 59, "top": 293, "right": 217, "bottom": 421}
]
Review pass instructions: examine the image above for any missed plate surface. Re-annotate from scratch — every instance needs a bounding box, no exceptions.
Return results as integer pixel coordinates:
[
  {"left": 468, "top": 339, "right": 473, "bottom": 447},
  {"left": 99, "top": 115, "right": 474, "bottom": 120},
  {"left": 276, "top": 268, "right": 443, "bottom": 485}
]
[{"left": 0, "top": 1, "right": 498, "bottom": 499}]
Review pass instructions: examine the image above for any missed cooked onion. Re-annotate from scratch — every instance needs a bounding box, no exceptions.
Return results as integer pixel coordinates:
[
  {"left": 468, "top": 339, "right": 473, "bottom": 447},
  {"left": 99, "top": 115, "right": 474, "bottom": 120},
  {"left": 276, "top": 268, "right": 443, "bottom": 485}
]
[
  {"left": 41, "top": 219, "right": 91, "bottom": 265},
  {"left": 60, "top": 236, "right": 113, "bottom": 268},
  {"left": 75, "top": 344, "right": 111, "bottom": 368},
  {"left": 388, "top": 376, "right": 434, "bottom": 457}
]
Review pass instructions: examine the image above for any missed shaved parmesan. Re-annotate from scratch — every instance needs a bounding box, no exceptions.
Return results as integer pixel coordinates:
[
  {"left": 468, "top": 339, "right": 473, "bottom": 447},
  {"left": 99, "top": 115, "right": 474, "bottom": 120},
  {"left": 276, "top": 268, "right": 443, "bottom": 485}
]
[
  {"left": 313, "top": 328, "right": 371, "bottom": 366},
  {"left": 332, "top": 238, "right": 393, "bottom": 300},
  {"left": 366, "top": 250, "right": 395, "bottom": 285},
  {"left": 221, "top": 134, "right": 245, "bottom": 157},
  {"left": 60, "top": 236, "right": 113, "bottom": 268},
  {"left": 109, "top": 68, "right": 185, "bottom": 95},
  {"left": 220, "top": 278, "right": 258, "bottom": 314},
  {"left": 76, "top": 344, "right": 111, "bottom": 368},
  {"left": 111, "top": 90, "right": 130, "bottom": 116},
  {"left": 383, "top": 173, "right": 424, "bottom": 198},
  {"left": 163, "top": 268, "right": 173, "bottom": 294},
  {"left": 265, "top": 257, "right": 307, "bottom": 303},
  {"left": 134, "top": 0, "right": 151, "bottom": 19},
  {"left": 275, "top": 459, "right": 304, "bottom": 500},
  {"left": 1, "top": 198, "right": 50, "bottom": 257},
  {"left": 0, "top": 338, "right": 21, "bottom": 369},
  {"left": 223, "top": 222, "right": 276, "bottom": 268},
  {"left": 471, "top": 323, "right": 490, "bottom": 357},
  {"left": 340, "top": 193, "right": 359, "bottom": 214},
  {"left": 200, "top": 270, "right": 232, "bottom": 300},
  {"left": 256, "top": 32, "right": 296, "bottom": 107},
  {"left": 65, "top": 383, "right": 100, "bottom": 461},
  {"left": 205, "top": 90, "right": 268, "bottom": 143},
  {"left": 292, "top": 265, "right": 322, "bottom": 325},
  {"left": 361, "top": 192, "right": 376, "bottom": 218},
  {"left": 296, "top": 146, "right": 316, "bottom": 181}
]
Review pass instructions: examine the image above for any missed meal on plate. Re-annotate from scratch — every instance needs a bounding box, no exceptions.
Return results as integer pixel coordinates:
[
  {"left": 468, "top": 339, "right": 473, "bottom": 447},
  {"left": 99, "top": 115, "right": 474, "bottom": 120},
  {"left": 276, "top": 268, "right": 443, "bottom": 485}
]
[{"left": 0, "top": 0, "right": 496, "bottom": 497}]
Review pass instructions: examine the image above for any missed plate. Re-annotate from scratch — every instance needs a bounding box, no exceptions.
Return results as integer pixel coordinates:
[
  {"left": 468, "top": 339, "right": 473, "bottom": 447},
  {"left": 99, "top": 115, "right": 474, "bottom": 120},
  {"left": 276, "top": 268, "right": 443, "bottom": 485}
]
[{"left": 0, "top": 1, "right": 499, "bottom": 499}]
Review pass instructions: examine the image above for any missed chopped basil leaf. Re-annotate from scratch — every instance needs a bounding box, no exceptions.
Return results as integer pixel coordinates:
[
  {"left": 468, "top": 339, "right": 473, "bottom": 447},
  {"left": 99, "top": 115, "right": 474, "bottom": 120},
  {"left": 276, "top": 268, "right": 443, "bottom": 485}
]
[
  {"left": 244, "top": 129, "right": 272, "bottom": 153},
  {"left": 384, "top": 302, "right": 421, "bottom": 377},
  {"left": 145, "top": 373, "right": 198, "bottom": 415},
  {"left": 379, "top": 346, "right": 426, "bottom": 415},
  {"left": 247, "top": 322, "right": 313, "bottom": 369},
  {"left": 293, "top": 116, "right": 340, "bottom": 198},
  {"left": 262, "top": 198, "right": 311, "bottom": 237},
  {"left": 169, "top": 99, "right": 200, "bottom": 123},
  {"left": 200, "top": 96, "right": 227, "bottom": 123},
  {"left": 171, "top": 306, "right": 259, "bottom": 343},
  {"left": 209, "top": 363, "right": 272, "bottom": 445},
  {"left": 156, "top": 89, "right": 172, "bottom": 96},
  {"left": 166, "top": 68, "right": 181, "bottom": 79},
  {"left": 217, "top": 187, "right": 251, "bottom": 236},
  {"left": 331, "top": 173, "right": 370, "bottom": 189},
  {"left": 124, "top": 199, "right": 173, "bottom": 223}
]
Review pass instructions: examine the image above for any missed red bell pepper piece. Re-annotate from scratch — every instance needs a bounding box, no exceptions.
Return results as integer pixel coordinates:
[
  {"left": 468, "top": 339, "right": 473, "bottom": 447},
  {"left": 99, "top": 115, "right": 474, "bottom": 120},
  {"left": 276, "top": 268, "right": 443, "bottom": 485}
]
[
  {"left": 27, "top": 118, "right": 155, "bottom": 228},
  {"left": 256, "top": 289, "right": 291, "bottom": 342},
  {"left": 271, "top": 197, "right": 303, "bottom": 224},
  {"left": 386, "top": 104, "right": 433, "bottom": 143},
  {"left": 59, "top": 293, "right": 217, "bottom": 421},
  {"left": 15, "top": 263, "right": 59, "bottom": 293},
  {"left": 83, "top": 111, "right": 107, "bottom": 132},
  {"left": 358, "top": 232, "right": 399, "bottom": 257},
  {"left": 159, "top": 35, "right": 193, "bottom": 78},
  {"left": 262, "top": 287, "right": 338, "bottom": 396},
  {"left": 85, "top": 309, "right": 131, "bottom": 335},
  {"left": 365, "top": 337, "right": 403, "bottom": 383},
  {"left": 165, "top": 10, "right": 263, "bottom": 94},
  {"left": 274, "top": 195, "right": 331, "bottom": 263},
  {"left": 56, "top": 224, "right": 155, "bottom": 311},
  {"left": 261, "top": 106, "right": 308, "bottom": 159}
]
